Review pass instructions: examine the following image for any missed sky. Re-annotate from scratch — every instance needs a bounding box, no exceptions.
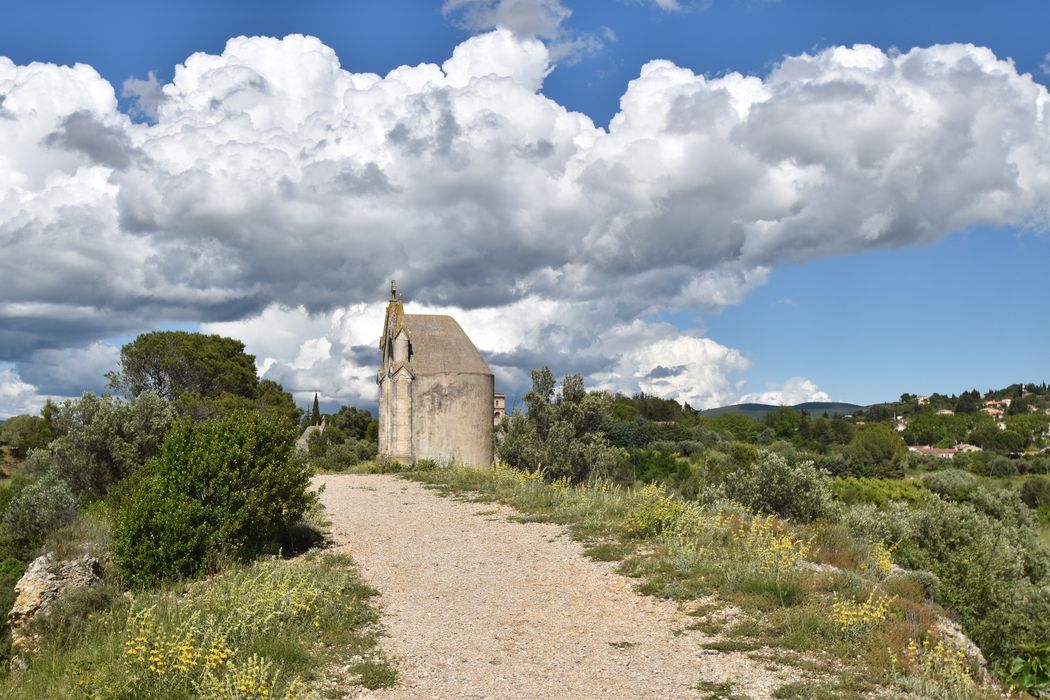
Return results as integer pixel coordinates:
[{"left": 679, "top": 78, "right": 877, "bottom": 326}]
[{"left": 2, "top": 0, "right": 1049, "bottom": 417}]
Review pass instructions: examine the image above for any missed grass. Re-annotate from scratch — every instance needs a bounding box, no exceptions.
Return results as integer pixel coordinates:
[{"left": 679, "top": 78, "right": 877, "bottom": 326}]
[
  {"left": 583, "top": 541, "right": 635, "bottom": 562},
  {"left": 0, "top": 552, "right": 395, "bottom": 699},
  {"left": 696, "top": 679, "right": 751, "bottom": 700},
  {"left": 406, "top": 463, "right": 1001, "bottom": 698}
]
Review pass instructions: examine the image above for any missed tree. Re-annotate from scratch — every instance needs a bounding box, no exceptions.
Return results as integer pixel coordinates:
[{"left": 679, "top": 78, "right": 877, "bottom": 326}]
[
  {"left": 329, "top": 405, "right": 374, "bottom": 440},
  {"left": 704, "top": 414, "right": 760, "bottom": 442},
  {"left": 1008, "top": 397, "right": 1031, "bottom": 416},
  {"left": 863, "top": 404, "right": 895, "bottom": 422},
  {"left": 523, "top": 366, "right": 556, "bottom": 438},
  {"left": 107, "top": 331, "right": 258, "bottom": 402},
  {"left": 847, "top": 423, "right": 907, "bottom": 477},
  {"left": 0, "top": 414, "right": 52, "bottom": 458},
  {"left": 254, "top": 379, "right": 301, "bottom": 428},
  {"left": 561, "top": 374, "right": 586, "bottom": 404},
  {"left": 311, "top": 393, "right": 321, "bottom": 427},
  {"left": 499, "top": 368, "right": 626, "bottom": 482},
  {"left": 30, "top": 392, "right": 174, "bottom": 500},
  {"left": 955, "top": 390, "right": 980, "bottom": 414},
  {"left": 764, "top": 406, "right": 804, "bottom": 438},
  {"left": 968, "top": 426, "right": 1026, "bottom": 453}
]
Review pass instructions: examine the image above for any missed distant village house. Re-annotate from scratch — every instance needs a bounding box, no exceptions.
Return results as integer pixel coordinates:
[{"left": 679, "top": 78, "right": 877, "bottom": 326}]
[
  {"left": 908, "top": 443, "right": 982, "bottom": 459},
  {"left": 493, "top": 392, "right": 506, "bottom": 426}
]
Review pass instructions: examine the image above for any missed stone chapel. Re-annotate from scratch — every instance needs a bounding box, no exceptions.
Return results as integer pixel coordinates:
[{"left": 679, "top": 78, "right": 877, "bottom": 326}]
[{"left": 377, "top": 281, "right": 495, "bottom": 466}]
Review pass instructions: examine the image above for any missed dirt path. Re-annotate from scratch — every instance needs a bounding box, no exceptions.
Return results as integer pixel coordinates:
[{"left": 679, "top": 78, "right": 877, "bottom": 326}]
[{"left": 317, "top": 474, "right": 797, "bottom": 699}]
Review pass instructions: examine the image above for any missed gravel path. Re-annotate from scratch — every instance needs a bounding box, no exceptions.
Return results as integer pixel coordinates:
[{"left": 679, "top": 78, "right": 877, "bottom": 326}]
[{"left": 317, "top": 473, "right": 798, "bottom": 699}]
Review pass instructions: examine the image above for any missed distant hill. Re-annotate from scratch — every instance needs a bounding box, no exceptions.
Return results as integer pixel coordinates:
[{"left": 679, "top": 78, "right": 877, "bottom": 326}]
[{"left": 699, "top": 401, "right": 865, "bottom": 420}]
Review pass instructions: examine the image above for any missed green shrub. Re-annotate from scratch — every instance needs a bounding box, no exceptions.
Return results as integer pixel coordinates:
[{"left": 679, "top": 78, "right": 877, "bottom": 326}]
[
  {"left": 412, "top": 458, "right": 438, "bottom": 472},
  {"left": 712, "top": 451, "right": 832, "bottom": 522},
  {"left": 497, "top": 368, "right": 628, "bottom": 482},
  {"left": 843, "top": 496, "right": 1050, "bottom": 664},
  {"left": 846, "top": 423, "right": 907, "bottom": 478},
  {"left": 112, "top": 412, "right": 315, "bottom": 588},
  {"left": 830, "top": 476, "right": 928, "bottom": 507},
  {"left": 966, "top": 486, "right": 1034, "bottom": 529},
  {"left": 922, "top": 469, "right": 979, "bottom": 502},
  {"left": 1020, "top": 476, "right": 1050, "bottom": 509},
  {"left": 629, "top": 449, "right": 692, "bottom": 487},
  {"left": 922, "top": 470, "right": 1034, "bottom": 528},
  {"left": 31, "top": 392, "right": 174, "bottom": 500},
  {"left": 2, "top": 473, "right": 77, "bottom": 546},
  {"left": 313, "top": 439, "right": 378, "bottom": 472},
  {"left": 0, "top": 554, "right": 393, "bottom": 699},
  {"left": 986, "top": 456, "right": 1020, "bottom": 477},
  {"left": 1005, "top": 641, "right": 1050, "bottom": 697}
]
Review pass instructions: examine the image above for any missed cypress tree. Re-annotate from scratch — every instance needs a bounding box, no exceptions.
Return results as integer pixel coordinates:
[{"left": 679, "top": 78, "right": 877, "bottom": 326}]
[{"left": 312, "top": 393, "right": 321, "bottom": 426}]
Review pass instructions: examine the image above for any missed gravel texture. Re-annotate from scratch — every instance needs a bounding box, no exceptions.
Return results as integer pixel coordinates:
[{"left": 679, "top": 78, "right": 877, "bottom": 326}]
[{"left": 317, "top": 474, "right": 799, "bottom": 699}]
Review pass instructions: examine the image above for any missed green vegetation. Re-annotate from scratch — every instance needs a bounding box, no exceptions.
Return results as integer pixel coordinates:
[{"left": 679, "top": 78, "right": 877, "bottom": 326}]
[
  {"left": 498, "top": 368, "right": 625, "bottom": 481},
  {"left": 482, "top": 368, "right": 1050, "bottom": 694},
  {"left": 0, "top": 553, "right": 394, "bottom": 699},
  {"left": 27, "top": 391, "right": 174, "bottom": 500},
  {"left": 113, "top": 412, "right": 315, "bottom": 588},
  {"left": 830, "top": 477, "right": 927, "bottom": 506},
  {"left": 712, "top": 452, "right": 832, "bottom": 522},
  {"left": 106, "top": 331, "right": 301, "bottom": 427},
  {"left": 106, "top": 331, "right": 259, "bottom": 402},
  {"left": 0, "top": 330, "right": 339, "bottom": 691},
  {"left": 0, "top": 414, "right": 52, "bottom": 458},
  {"left": 408, "top": 463, "right": 995, "bottom": 698},
  {"left": 2, "top": 473, "right": 77, "bottom": 546},
  {"left": 299, "top": 403, "right": 379, "bottom": 473}
]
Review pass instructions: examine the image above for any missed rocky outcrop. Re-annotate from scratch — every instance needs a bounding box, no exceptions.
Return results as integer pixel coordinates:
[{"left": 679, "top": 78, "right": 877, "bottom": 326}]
[
  {"left": 936, "top": 616, "right": 990, "bottom": 680},
  {"left": 795, "top": 560, "right": 990, "bottom": 679},
  {"left": 7, "top": 552, "right": 103, "bottom": 655}
]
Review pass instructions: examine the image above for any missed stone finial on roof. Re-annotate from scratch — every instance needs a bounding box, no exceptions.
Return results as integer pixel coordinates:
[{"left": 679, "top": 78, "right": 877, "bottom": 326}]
[{"left": 380, "top": 281, "right": 407, "bottom": 349}]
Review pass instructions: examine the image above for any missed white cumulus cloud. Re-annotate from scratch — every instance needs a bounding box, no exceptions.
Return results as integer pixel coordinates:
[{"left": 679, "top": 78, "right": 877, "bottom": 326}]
[
  {"left": 738, "top": 377, "right": 832, "bottom": 406},
  {"left": 443, "top": 0, "right": 606, "bottom": 63},
  {"left": 0, "top": 369, "right": 48, "bottom": 419},
  {"left": 3, "top": 33, "right": 1050, "bottom": 414}
]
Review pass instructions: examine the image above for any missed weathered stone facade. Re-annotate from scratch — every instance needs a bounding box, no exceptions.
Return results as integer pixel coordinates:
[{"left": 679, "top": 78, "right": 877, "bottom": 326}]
[{"left": 377, "top": 281, "right": 494, "bottom": 466}]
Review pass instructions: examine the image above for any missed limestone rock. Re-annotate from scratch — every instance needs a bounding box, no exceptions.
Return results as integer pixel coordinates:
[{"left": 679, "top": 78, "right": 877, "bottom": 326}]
[
  {"left": 936, "top": 616, "right": 989, "bottom": 678},
  {"left": 8, "top": 552, "right": 103, "bottom": 654},
  {"left": 795, "top": 560, "right": 843, "bottom": 575}
]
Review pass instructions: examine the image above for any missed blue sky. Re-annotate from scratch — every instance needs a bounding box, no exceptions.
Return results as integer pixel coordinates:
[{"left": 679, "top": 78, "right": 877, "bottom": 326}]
[
  {"left": 6, "top": 1, "right": 1050, "bottom": 125},
  {"left": 1, "top": 0, "right": 1049, "bottom": 414}
]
